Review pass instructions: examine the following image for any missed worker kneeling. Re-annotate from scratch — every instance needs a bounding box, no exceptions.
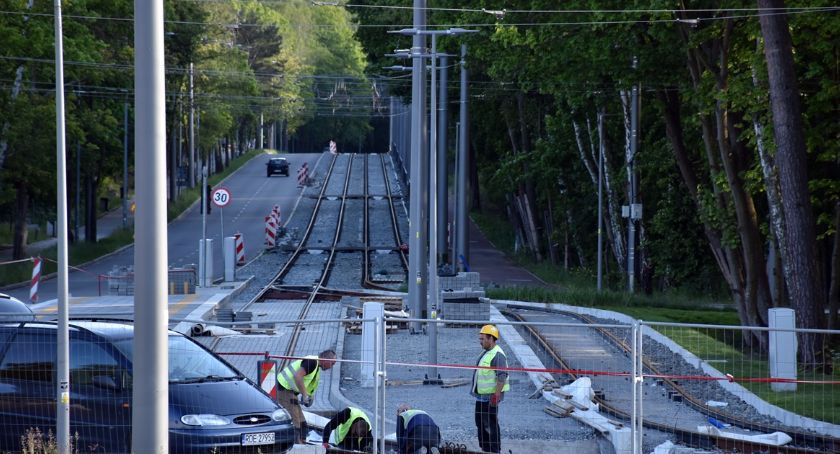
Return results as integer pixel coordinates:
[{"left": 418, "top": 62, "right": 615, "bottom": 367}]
[
  {"left": 397, "top": 404, "right": 441, "bottom": 454},
  {"left": 322, "top": 406, "right": 373, "bottom": 452}
]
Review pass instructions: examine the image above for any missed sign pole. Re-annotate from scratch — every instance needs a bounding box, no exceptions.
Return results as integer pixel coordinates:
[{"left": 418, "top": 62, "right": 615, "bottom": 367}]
[{"left": 211, "top": 187, "right": 232, "bottom": 241}]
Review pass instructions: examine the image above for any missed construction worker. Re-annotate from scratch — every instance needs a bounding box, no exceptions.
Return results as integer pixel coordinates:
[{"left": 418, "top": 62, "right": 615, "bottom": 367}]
[
  {"left": 471, "top": 324, "right": 509, "bottom": 453},
  {"left": 322, "top": 406, "right": 373, "bottom": 452},
  {"left": 396, "top": 404, "right": 441, "bottom": 454},
  {"left": 276, "top": 349, "right": 337, "bottom": 443}
]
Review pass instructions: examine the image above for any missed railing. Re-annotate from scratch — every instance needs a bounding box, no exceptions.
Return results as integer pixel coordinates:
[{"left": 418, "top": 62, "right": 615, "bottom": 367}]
[{"left": 5, "top": 311, "right": 838, "bottom": 454}]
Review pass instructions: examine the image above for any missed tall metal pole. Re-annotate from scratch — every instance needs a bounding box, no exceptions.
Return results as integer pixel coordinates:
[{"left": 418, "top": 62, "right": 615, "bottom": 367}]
[
  {"left": 52, "top": 1, "right": 70, "bottom": 451},
  {"left": 428, "top": 34, "right": 439, "bottom": 382},
  {"left": 628, "top": 80, "right": 639, "bottom": 293},
  {"left": 122, "top": 100, "right": 129, "bottom": 229},
  {"left": 455, "top": 44, "right": 469, "bottom": 272},
  {"left": 389, "top": 96, "right": 394, "bottom": 153},
  {"left": 407, "top": 0, "right": 427, "bottom": 332},
  {"left": 188, "top": 62, "right": 195, "bottom": 188},
  {"left": 451, "top": 122, "right": 459, "bottom": 266},
  {"left": 437, "top": 55, "right": 449, "bottom": 266},
  {"left": 259, "top": 112, "right": 264, "bottom": 149},
  {"left": 133, "top": 0, "right": 169, "bottom": 451},
  {"left": 597, "top": 112, "right": 604, "bottom": 291},
  {"left": 75, "top": 140, "right": 80, "bottom": 241}
]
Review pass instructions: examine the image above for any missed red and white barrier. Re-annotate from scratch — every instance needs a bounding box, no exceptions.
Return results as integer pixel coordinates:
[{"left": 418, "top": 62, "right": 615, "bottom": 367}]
[
  {"left": 297, "top": 164, "right": 308, "bottom": 187},
  {"left": 329, "top": 140, "right": 337, "bottom": 154},
  {"left": 257, "top": 359, "right": 278, "bottom": 399},
  {"left": 234, "top": 232, "right": 245, "bottom": 265},
  {"left": 264, "top": 216, "right": 277, "bottom": 247},
  {"left": 30, "top": 257, "right": 41, "bottom": 302},
  {"left": 271, "top": 205, "right": 281, "bottom": 224}
]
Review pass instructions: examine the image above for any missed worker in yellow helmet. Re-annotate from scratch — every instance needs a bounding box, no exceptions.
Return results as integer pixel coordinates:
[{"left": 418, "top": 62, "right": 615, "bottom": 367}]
[{"left": 471, "top": 324, "right": 509, "bottom": 453}]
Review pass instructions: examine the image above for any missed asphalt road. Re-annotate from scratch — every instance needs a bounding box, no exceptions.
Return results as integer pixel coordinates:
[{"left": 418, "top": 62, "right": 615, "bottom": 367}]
[{"left": 5, "top": 152, "right": 321, "bottom": 302}]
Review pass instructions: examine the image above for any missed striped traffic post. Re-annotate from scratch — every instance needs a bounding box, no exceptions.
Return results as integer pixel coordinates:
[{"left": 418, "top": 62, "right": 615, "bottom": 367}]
[
  {"left": 257, "top": 356, "right": 278, "bottom": 400},
  {"left": 297, "top": 165, "right": 307, "bottom": 187},
  {"left": 30, "top": 256, "right": 42, "bottom": 302},
  {"left": 264, "top": 216, "right": 277, "bottom": 247},
  {"left": 234, "top": 232, "right": 245, "bottom": 265}
]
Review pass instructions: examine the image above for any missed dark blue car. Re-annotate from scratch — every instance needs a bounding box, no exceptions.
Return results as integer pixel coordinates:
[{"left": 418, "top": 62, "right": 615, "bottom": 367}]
[{"left": 0, "top": 320, "right": 295, "bottom": 453}]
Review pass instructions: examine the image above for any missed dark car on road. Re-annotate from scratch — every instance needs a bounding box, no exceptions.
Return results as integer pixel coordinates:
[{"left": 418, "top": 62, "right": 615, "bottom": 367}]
[
  {"left": 0, "top": 320, "right": 295, "bottom": 453},
  {"left": 266, "top": 157, "right": 289, "bottom": 177}
]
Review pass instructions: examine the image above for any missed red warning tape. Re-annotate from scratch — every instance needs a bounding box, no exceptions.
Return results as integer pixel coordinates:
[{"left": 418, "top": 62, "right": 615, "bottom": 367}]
[{"left": 216, "top": 351, "right": 840, "bottom": 385}]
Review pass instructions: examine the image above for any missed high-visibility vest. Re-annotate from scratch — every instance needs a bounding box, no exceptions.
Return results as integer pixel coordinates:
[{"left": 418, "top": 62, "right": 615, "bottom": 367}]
[
  {"left": 474, "top": 345, "right": 510, "bottom": 395},
  {"left": 400, "top": 409, "right": 430, "bottom": 429},
  {"left": 277, "top": 356, "right": 321, "bottom": 395},
  {"left": 336, "top": 408, "right": 371, "bottom": 445}
]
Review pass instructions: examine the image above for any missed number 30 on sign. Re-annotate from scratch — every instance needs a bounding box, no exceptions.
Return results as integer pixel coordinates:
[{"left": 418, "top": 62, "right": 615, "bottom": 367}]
[{"left": 212, "top": 187, "right": 232, "bottom": 208}]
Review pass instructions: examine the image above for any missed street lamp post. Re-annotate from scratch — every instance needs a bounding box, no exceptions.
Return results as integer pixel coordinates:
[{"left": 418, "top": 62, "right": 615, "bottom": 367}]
[{"left": 388, "top": 26, "right": 476, "bottom": 384}]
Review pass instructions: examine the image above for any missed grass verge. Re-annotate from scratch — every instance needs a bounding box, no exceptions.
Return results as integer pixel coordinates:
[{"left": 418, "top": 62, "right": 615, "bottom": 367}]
[{"left": 474, "top": 210, "right": 839, "bottom": 425}]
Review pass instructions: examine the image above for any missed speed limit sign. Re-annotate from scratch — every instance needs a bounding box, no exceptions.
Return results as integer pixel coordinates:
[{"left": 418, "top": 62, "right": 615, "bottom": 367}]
[{"left": 212, "top": 187, "right": 232, "bottom": 208}]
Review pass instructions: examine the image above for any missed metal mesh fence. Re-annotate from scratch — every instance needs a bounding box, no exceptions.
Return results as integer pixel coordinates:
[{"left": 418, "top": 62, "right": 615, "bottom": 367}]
[{"left": 2, "top": 312, "right": 839, "bottom": 453}]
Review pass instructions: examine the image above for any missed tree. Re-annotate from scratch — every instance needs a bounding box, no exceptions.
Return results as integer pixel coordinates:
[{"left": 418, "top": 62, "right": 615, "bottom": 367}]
[{"left": 758, "top": 0, "right": 825, "bottom": 357}]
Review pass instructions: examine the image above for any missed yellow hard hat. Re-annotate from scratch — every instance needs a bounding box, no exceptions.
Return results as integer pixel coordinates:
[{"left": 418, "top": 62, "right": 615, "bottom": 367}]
[{"left": 480, "top": 324, "right": 499, "bottom": 339}]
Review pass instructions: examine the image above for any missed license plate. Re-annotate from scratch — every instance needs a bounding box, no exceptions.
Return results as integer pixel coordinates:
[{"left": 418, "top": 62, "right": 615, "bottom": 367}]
[{"left": 241, "top": 432, "right": 275, "bottom": 446}]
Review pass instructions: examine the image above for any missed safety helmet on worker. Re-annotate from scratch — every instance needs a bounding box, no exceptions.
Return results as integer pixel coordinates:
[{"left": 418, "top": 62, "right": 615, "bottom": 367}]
[{"left": 479, "top": 324, "right": 499, "bottom": 339}]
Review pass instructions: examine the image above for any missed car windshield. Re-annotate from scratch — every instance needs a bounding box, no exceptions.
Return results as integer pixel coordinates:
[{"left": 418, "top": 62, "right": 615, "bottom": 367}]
[{"left": 112, "top": 335, "right": 240, "bottom": 383}]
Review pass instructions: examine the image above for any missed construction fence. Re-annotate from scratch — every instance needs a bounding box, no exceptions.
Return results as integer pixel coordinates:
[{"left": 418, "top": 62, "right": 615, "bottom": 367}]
[
  {"left": 205, "top": 311, "right": 840, "bottom": 454},
  {"left": 2, "top": 310, "right": 839, "bottom": 454}
]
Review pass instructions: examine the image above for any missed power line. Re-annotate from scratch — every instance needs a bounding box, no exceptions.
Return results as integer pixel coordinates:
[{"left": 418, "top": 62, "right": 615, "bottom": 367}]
[{"left": 1, "top": 6, "right": 836, "bottom": 30}]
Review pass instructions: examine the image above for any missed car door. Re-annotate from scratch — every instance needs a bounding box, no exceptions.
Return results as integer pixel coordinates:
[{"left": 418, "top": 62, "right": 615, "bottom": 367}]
[
  {"left": 69, "top": 335, "right": 132, "bottom": 452},
  {"left": 0, "top": 329, "right": 57, "bottom": 451}
]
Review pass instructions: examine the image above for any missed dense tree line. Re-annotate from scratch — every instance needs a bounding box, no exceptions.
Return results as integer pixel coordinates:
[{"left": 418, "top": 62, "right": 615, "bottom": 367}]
[
  {"left": 354, "top": 1, "right": 839, "bottom": 357},
  {"left": 0, "top": 0, "right": 370, "bottom": 259}
]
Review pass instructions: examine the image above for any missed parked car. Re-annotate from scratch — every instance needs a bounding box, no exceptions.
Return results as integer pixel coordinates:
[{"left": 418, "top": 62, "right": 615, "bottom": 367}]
[
  {"left": 0, "top": 292, "right": 34, "bottom": 322},
  {"left": 266, "top": 157, "right": 289, "bottom": 177},
  {"left": 0, "top": 320, "right": 295, "bottom": 453}
]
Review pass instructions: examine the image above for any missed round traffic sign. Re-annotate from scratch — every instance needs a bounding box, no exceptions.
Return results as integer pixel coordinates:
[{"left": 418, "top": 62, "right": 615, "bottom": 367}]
[{"left": 212, "top": 187, "right": 232, "bottom": 208}]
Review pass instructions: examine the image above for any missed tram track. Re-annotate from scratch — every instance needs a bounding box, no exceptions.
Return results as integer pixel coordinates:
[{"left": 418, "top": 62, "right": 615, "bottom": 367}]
[
  {"left": 501, "top": 305, "right": 837, "bottom": 453},
  {"left": 363, "top": 153, "right": 408, "bottom": 290},
  {"left": 245, "top": 153, "right": 353, "bottom": 368}
]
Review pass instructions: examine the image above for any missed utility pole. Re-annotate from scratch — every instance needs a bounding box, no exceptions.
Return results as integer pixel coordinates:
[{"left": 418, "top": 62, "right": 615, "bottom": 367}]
[
  {"left": 123, "top": 99, "right": 129, "bottom": 229},
  {"left": 133, "top": 0, "right": 169, "bottom": 451},
  {"left": 455, "top": 44, "right": 469, "bottom": 271},
  {"left": 407, "top": 0, "right": 427, "bottom": 333},
  {"left": 627, "top": 57, "right": 640, "bottom": 293},
  {"left": 52, "top": 0, "right": 70, "bottom": 451},
  {"left": 597, "top": 112, "right": 604, "bottom": 291},
  {"left": 437, "top": 55, "right": 449, "bottom": 267},
  {"left": 188, "top": 62, "right": 195, "bottom": 188}
]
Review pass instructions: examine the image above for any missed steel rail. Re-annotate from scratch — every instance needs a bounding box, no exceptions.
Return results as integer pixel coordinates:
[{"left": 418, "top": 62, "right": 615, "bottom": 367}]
[
  {"left": 379, "top": 153, "right": 409, "bottom": 272},
  {"left": 362, "top": 153, "right": 408, "bottom": 290},
  {"left": 502, "top": 307, "right": 836, "bottom": 454},
  {"left": 246, "top": 153, "right": 339, "bottom": 305},
  {"left": 276, "top": 154, "right": 356, "bottom": 369}
]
